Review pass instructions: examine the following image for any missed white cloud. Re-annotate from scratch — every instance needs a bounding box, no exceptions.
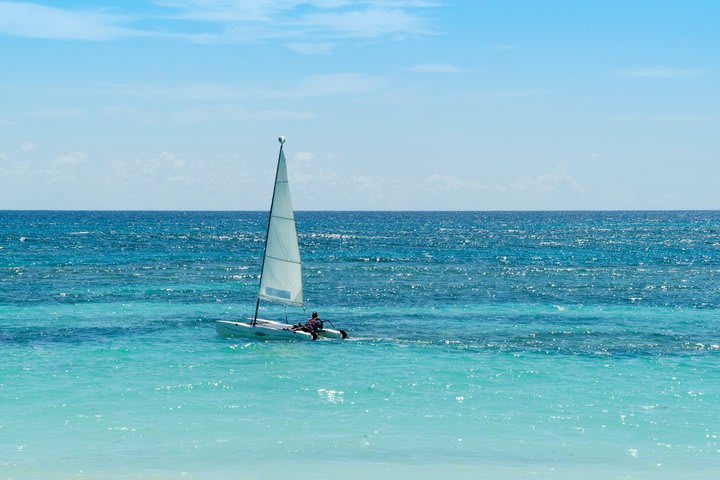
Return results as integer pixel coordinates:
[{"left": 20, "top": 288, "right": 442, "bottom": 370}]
[
  {"left": 292, "top": 7, "right": 431, "bottom": 38},
  {"left": 25, "top": 108, "right": 88, "bottom": 119},
  {"left": 20, "top": 142, "right": 37, "bottom": 152},
  {"left": 291, "top": 167, "right": 338, "bottom": 187},
  {"left": 426, "top": 174, "right": 485, "bottom": 190},
  {"left": 411, "top": 63, "right": 463, "bottom": 73},
  {"left": 36, "top": 74, "right": 384, "bottom": 102},
  {"left": 158, "top": 0, "right": 439, "bottom": 30},
  {"left": 611, "top": 114, "right": 711, "bottom": 123},
  {"left": 295, "top": 152, "right": 315, "bottom": 163},
  {"left": 285, "top": 42, "right": 335, "bottom": 55},
  {"left": 53, "top": 152, "right": 87, "bottom": 166},
  {"left": 163, "top": 151, "right": 186, "bottom": 170},
  {"left": 618, "top": 68, "right": 707, "bottom": 78},
  {"left": 256, "top": 110, "right": 316, "bottom": 120},
  {"left": 467, "top": 89, "right": 550, "bottom": 101},
  {"left": 511, "top": 168, "right": 581, "bottom": 193},
  {"left": 353, "top": 174, "right": 389, "bottom": 203},
  {"left": 290, "top": 73, "right": 385, "bottom": 97},
  {"left": 156, "top": 0, "right": 284, "bottom": 22},
  {"left": 0, "top": 1, "right": 440, "bottom": 43},
  {"left": 0, "top": 2, "right": 134, "bottom": 40}
]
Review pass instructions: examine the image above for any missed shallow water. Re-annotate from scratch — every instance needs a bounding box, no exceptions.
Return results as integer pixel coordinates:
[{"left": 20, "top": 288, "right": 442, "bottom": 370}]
[{"left": 1, "top": 211, "right": 719, "bottom": 478}]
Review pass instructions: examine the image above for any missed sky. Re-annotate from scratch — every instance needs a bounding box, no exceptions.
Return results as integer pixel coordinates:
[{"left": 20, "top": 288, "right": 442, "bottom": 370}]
[{"left": 0, "top": 0, "right": 718, "bottom": 210}]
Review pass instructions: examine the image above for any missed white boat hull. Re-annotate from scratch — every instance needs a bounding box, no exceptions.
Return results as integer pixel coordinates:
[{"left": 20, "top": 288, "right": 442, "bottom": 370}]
[
  {"left": 216, "top": 319, "right": 316, "bottom": 341},
  {"left": 216, "top": 318, "right": 348, "bottom": 341},
  {"left": 317, "top": 328, "right": 348, "bottom": 339}
]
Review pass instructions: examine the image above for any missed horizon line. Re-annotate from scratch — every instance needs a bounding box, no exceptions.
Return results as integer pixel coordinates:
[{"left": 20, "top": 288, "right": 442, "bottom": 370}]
[{"left": 2, "top": 209, "right": 719, "bottom": 214}]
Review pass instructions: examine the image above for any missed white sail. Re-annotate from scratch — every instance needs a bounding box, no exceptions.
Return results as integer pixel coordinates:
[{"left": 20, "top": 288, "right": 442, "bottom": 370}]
[{"left": 257, "top": 143, "right": 303, "bottom": 306}]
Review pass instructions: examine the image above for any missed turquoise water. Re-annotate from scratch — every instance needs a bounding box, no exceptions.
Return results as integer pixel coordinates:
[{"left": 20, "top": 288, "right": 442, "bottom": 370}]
[{"left": 1, "top": 211, "right": 719, "bottom": 479}]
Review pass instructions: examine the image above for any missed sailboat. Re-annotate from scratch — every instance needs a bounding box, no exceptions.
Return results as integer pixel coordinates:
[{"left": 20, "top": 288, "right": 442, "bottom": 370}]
[{"left": 216, "top": 136, "right": 348, "bottom": 341}]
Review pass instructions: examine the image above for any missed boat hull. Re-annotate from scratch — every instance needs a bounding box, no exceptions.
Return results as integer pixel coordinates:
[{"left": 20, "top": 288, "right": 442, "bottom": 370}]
[
  {"left": 215, "top": 320, "right": 316, "bottom": 341},
  {"left": 317, "top": 328, "right": 348, "bottom": 339},
  {"left": 255, "top": 318, "right": 348, "bottom": 339},
  {"left": 216, "top": 318, "right": 348, "bottom": 341}
]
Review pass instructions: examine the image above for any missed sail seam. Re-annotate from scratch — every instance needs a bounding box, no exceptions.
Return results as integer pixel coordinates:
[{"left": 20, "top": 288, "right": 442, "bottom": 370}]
[
  {"left": 265, "top": 254, "right": 301, "bottom": 265},
  {"left": 270, "top": 215, "right": 295, "bottom": 222}
]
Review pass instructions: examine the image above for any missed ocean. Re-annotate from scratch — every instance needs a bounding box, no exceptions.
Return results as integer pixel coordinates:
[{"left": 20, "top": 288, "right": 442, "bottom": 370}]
[{"left": 1, "top": 211, "right": 719, "bottom": 479}]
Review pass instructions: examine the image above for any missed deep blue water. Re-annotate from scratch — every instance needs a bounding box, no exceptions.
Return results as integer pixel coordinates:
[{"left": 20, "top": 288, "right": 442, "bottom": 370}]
[{"left": 1, "top": 211, "right": 719, "bottom": 478}]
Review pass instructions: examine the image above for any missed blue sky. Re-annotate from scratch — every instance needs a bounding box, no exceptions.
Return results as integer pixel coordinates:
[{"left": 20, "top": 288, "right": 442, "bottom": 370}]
[{"left": 1, "top": 0, "right": 718, "bottom": 210}]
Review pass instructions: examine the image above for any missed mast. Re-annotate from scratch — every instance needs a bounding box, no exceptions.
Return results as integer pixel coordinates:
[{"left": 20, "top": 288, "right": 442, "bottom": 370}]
[{"left": 252, "top": 136, "right": 287, "bottom": 327}]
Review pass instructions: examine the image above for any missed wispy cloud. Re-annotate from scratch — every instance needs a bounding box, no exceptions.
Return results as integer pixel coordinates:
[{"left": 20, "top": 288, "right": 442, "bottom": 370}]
[
  {"left": 10, "top": 73, "right": 384, "bottom": 102},
  {"left": 426, "top": 174, "right": 485, "bottom": 190},
  {"left": 618, "top": 68, "right": 707, "bottom": 78},
  {"left": 290, "top": 7, "right": 432, "bottom": 38},
  {"left": 256, "top": 110, "right": 317, "bottom": 121},
  {"left": 0, "top": 1, "right": 440, "bottom": 45},
  {"left": 290, "top": 73, "right": 385, "bottom": 97},
  {"left": 25, "top": 108, "right": 88, "bottom": 119},
  {"left": 286, "top": 42, "right": 335, "bottom": 55},
  {"left": 610, "top": 113, "right": 711, "bottom": 123},
  {"left": 53, "top": 152, "right": 87, "bottom": 167},
  {"left": 467, "top": 89, "right": 550, "bottom": 101},
  {"left": 294, "top": 152, "right": 315, "bottom": 163},
  {"left": 511, "top": 168, "right": 581, "bottom": 193},
  {"left": 0, "top": 2, "right": 134, "bottom": 40},
  {"left": 411, "top": 63, "right": 463, "bottom": 73}
]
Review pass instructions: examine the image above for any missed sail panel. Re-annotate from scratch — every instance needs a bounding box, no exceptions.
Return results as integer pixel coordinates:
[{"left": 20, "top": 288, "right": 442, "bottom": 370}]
[{"left": 258, "top": 147, "right": 303, "bottom": 306}]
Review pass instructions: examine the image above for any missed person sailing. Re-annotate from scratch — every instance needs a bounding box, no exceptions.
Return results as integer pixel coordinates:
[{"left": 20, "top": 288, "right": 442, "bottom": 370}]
[
  {"left": 306, "top": 311, "right": 323, "bottom": 332},
  {"left": 291, "top": 312, "right": 323, "bottom": 332}
]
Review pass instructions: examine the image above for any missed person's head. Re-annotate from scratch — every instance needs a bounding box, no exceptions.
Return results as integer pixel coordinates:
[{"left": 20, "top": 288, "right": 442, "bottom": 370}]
[{"left": 311, "top": 312, "right": 318, "bottom": 318}]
